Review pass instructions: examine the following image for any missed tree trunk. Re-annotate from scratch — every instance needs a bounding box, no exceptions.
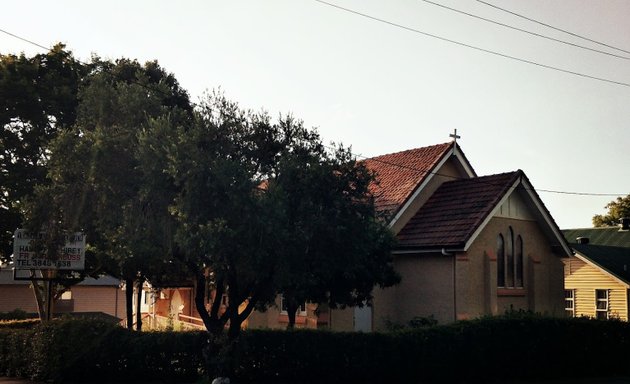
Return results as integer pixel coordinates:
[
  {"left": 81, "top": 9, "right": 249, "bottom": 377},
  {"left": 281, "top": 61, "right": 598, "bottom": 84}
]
[
  {"left": 194, "top": 273, "right": 223, "bottom": 335},
  {"left": 45, "top": 279, "right": 54, "bottom": 321},
  {"left": 227, "top": 310, "right": 241, "bottom": 340},
  {"left": 125, "top": 277, "right": 134, "bottom": 329},
  {"left": 136, "top": 278, "right": 143, "bottom": 331},
  {"left": 286, "top": 297, "right": 298, "bottom": 329},
  {"left": 194, "top": 273, "right": 231, "bottom": 381},
  {"left": 31, "top": 279, "right": 46, "bottom": 321}
]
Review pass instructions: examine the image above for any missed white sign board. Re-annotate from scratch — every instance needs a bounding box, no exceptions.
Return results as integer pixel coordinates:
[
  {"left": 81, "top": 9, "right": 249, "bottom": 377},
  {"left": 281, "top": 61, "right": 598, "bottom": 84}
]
[{"left": 13, "top": 229, "right": 86, "bottom": 270}]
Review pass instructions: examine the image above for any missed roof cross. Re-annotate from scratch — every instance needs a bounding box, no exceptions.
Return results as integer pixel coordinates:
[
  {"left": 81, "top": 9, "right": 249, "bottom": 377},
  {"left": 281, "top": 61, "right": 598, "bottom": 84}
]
[{"left": 449, "top": 129, "right": 461, "bottom": 142}]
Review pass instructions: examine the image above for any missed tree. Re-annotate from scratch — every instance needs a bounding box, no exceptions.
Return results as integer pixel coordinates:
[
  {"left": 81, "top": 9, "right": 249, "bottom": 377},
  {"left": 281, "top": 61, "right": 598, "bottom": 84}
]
[
  {"left": 0, "top": 44, "right": 88, "bottom": 262},
  {"left": 25, "top": 56, "right": 192, "bottom": 328},
  {"left": 266, "top": 124, "right": 400, "bottom": 328},
  {"left": 1, "top": 45, "right": 89, "bottom": 321},
  {"left": 593, "top": 194, "right": 630, "bottom": 227},
  {"left": 168, "top": 93, "right": 398, "bottom": 377}
]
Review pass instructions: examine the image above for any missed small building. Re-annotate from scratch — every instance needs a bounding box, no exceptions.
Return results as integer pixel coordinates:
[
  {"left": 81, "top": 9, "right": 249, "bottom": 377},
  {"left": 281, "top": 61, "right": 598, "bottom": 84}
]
[
  {"left": 562, "top": 220, "right": 630, "bottom": 320},
  {"left": 0, "top": 267, "right": 125, "bottom": 319}
]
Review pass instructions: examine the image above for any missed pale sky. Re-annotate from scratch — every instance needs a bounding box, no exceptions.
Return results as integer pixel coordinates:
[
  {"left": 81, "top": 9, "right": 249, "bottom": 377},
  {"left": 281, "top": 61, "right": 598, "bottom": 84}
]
[{"left": 2, "top": 0, "right": 629, "bottom": 229}]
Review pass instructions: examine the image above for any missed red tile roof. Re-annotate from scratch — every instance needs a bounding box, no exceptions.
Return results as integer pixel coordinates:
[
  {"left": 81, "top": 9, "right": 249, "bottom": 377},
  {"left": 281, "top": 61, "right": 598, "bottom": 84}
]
[
  {"left": 364, "top": 142, "right": 454, "bottom": 219},
  {"left": 396, "top": 170, "right": 523, "bottom": 249}
]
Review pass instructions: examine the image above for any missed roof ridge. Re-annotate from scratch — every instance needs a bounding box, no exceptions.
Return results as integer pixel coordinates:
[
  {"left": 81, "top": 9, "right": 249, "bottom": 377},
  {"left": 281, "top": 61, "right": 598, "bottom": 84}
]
[
  {"left": 438, "top": 169, "right": 521, "bottom": 187},
  {"left": 564, "top": 227, "right": 620, "bottom": 231},
  {"left": 366, "top": 142, "right": 453, "bottom": 161}
]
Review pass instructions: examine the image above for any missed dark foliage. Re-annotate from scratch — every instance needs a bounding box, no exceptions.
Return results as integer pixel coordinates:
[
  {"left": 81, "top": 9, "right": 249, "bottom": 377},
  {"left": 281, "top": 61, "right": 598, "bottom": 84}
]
[
  {"left": 1, "top": 314, "right": 629, "bottom": 383},
  {"left": 0, "top": 319, "right": 205, "bottom": 382}
]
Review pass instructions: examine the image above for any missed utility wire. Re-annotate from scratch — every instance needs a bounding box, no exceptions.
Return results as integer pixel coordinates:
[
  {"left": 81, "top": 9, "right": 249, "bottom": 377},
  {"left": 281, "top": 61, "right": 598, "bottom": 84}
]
[
  {"left": 475, "top": 0, "right": 630, "bottom": 56},
  {"left": 1, "top": 26, "right": 624, "bottom": 198},
  {"left": 0, "top": 28, "right": 179, "bottom": 102},
  {"left": 313, "top": 0, "right": 630, "bottom": 88},
  {"left": 0, "top": 28, "right": 50, "bottom": 51},
  {"left": 333, "top": 144, "right": 626, "bottom": 198},
  {"left": 419, "top": 0, "right": 630, "bottom": 60}
]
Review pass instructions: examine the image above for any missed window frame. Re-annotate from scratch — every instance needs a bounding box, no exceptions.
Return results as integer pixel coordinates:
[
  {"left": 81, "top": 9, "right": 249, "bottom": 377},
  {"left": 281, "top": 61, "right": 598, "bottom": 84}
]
[
  {"left": 497, "top": 227, "right": 525, "bottom": 290},
  {"left": 515, "top": 235, "right": 524, "bottom": 288},
  {"left": 497, "top": 234, "right": 505, "bottom": 288},
  {"left": 506, "top": 227, "right": 515, "bottom": 287},
  {"left": 564, "top": 289, "right": 575, "bottom": 317},
  {"left": 595, "top": 289, "right": 609, "bottom": 320}
]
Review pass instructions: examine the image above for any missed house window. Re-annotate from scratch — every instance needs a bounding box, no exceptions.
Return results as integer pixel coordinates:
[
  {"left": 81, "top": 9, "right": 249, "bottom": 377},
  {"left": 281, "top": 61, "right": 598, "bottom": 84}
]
[
  {"left": 595, "top": 289, "right": 609, "bottom": 320},
  {"left": 60, "top": 290, "right": 72, "bottom": 300},
  {"left": 280, "top": 295, "right": 306, "bottom": 315},
  {"left": 497, "top": 234, "right": 505, "bottom": 287},
  {"left": 565, "top": 290, "right": 575, "bottom": 317}
]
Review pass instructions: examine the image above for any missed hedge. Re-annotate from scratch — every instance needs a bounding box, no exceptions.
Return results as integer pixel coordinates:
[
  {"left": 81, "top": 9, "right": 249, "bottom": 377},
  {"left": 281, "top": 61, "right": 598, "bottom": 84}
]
[
  {"left": 1, "top": 314, "right": 629, "bottom": 383},
  {"left": 0, "top": 319, "right": 206, "bottom": 383}
]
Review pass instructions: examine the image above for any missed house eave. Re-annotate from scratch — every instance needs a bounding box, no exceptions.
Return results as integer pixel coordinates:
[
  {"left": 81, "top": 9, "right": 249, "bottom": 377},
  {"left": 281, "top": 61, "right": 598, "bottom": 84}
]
[
  {"left": 460, "top": 173, "right": 572, "bottom": 258},
  {"left": 572, "top": 251, "right": 630, "bottom": 288},
  {"left": 393, "top": 245, "right": 466, "bottom": 255}
]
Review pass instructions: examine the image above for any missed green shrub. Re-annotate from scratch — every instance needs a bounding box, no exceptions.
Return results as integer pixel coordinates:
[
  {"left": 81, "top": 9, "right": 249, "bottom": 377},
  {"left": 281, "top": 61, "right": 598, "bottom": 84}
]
[
  {"left": 0, "top": 318, "right": 207, "bottom": 383},
  {"left": 233, "top": 314, "right": 630, "bottom": 383},
  {"left": 0, "top": 314, "right": 629, "bottom": 383},
  {"left": 0, "top": 309, "right": 31, "bottom": 321}
]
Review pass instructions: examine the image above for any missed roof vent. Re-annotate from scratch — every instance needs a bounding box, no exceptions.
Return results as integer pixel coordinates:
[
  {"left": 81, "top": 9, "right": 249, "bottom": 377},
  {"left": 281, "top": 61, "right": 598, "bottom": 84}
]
[
  {"left": 576, "top": 237, "right": 589, "bottom": 244},
  {"left": 620, "top": 217, "right": 630, "bottom": 231}
]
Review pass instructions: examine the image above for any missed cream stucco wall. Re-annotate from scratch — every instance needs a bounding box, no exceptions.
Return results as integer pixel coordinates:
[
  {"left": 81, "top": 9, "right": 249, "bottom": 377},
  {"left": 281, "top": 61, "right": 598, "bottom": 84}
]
[
  {"left": 456, "top": 216, "right": 565, "bottom": 320},
  {"left": 0, "top": 285, "right": 39, "bottom": 313},
  {"left": 329, "top": 306, "right": 354, "bottom": 331},
  {"left": 246, "top": 295, "right": 320, "bottom": 330},
  {"left": 71, "top": 285, "right": 125, "bottom": 318},
  {"left": 372, "top": 254, "right": 455, "bottom": 329},
  {"left": 0, "top": 284, "right": 125, "bottom": 318}
]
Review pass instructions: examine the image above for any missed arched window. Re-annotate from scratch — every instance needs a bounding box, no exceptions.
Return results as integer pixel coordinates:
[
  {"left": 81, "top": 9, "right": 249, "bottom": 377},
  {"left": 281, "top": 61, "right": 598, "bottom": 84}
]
[
  {"left": 506, "top": 227, "right": 514, "bottom": 287},
  {"left": 497, "top": 234, "right": 505, "bottom": 287},
  {"left": 515, "top": 235, "right": 524, "bottom": 287}
]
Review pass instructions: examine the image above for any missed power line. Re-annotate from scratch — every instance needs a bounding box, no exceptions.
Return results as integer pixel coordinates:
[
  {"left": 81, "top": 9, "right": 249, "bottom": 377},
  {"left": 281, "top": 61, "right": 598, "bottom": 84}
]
[
  {"left": 329, "top": 144, "right": 626, "bottom": 198},
  {"left": 0, "top": 28, "right": 50, "bottom": 51},
  {"left": 419, "top": 0, "right": 630, "bottom": 60},
  {"left": 0, "top": 28, "right": 179, "bottom": 102},
  {"left": 313, "top": 0, "right": 630, "bottom": 88},
  {"left": 475, "top": 0, "right": 630, "bottom": 56},
  {"left": 2, "top": 26, "right": 624, "bottom": 198}
]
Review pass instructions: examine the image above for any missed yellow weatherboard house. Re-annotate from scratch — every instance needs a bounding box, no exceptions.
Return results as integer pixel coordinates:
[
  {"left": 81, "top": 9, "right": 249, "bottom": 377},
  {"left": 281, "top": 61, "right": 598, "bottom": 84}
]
[{"left": 563, "top": 222, "right": 630, "bottom": 320}]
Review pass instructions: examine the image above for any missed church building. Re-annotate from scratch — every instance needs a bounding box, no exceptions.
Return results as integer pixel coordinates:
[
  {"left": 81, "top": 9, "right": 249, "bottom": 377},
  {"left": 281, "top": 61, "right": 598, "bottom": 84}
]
[
  {"left": 152, "top": 137, "right": 572, "bottom": 331},
  {"left": 246, "top": 137, "right": 572, "bottom": 331}
]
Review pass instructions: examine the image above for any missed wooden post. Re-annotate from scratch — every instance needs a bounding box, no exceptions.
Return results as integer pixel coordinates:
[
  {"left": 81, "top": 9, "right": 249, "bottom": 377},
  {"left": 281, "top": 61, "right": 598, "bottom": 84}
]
[{"left": 46, "top": 279, "right": 53, "bottom": 321}]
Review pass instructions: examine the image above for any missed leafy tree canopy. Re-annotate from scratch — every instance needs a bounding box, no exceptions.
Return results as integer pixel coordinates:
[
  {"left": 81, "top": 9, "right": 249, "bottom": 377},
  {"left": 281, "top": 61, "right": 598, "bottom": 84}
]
[
  {"left": 0, "top": 44, "right": 88, "bottom": 261},
  {"left": 593, "top": 194, "right": 630, "bottom": 227},
  {"left": 169, "top": 92, "right": 399, "bottom": 338},
  {"left": 19, "top": 49, "right": 192, "bottom": 326}
]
